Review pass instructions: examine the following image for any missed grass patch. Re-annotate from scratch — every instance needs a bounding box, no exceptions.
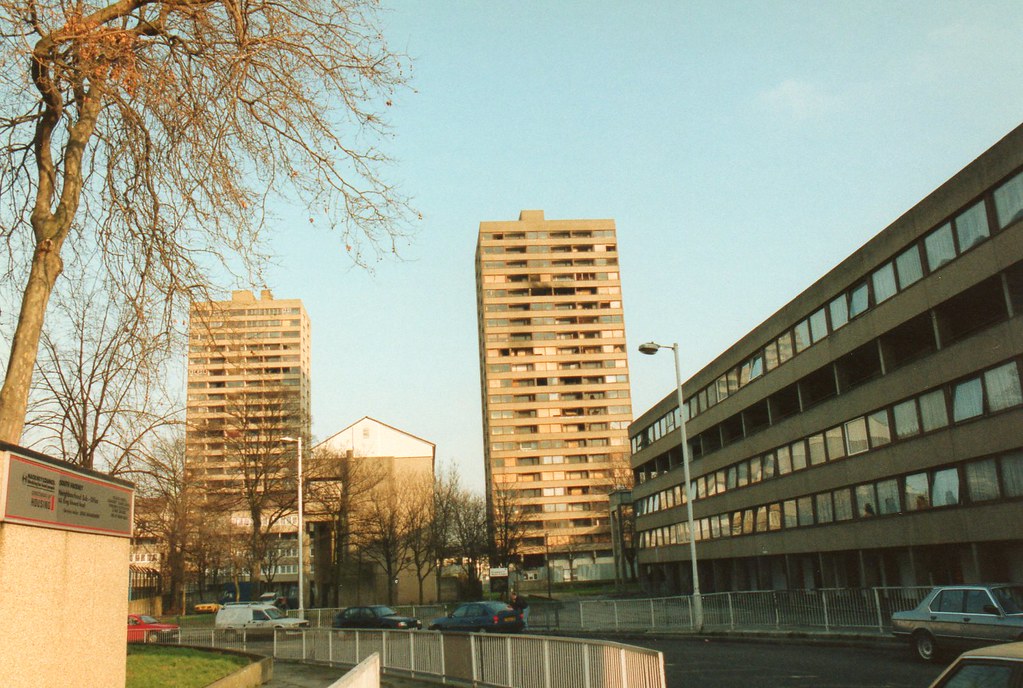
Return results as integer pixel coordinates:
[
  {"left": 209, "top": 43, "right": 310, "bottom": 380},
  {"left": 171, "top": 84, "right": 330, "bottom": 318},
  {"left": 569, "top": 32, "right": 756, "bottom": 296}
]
[{"left": 126, "top": 645, "right": 249, "bottom": 688}]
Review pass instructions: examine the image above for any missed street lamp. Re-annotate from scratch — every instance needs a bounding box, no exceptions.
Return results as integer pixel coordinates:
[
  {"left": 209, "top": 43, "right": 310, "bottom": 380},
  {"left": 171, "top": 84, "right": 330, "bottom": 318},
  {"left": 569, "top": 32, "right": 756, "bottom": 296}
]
[
  {"left": 638, "top": 341, "right": 703, "bottom": 631},
  {"left": 281, "top": 435, "right": 304, "bottom": 618}
]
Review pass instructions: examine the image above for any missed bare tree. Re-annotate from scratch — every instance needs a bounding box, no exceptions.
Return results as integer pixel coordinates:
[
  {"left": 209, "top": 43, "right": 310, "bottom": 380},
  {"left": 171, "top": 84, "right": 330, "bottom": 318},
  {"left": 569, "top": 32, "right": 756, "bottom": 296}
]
[
  {"left": 450, "top": 488, "right": 488, "bottom": 599},
  {"left": 404, "top": 474, "right": 437, "bottom": 604},
  {"left": 0, "top": 0, "right": 412, "bottom": 443},
  {"left": 129, "top": 429, "right": 195, "bottom": 613},
  {"left": 203, "top": 389, "right": 304, "bottom": 594},
  {"left": 359, "top": 480, "right": 416, "bottom": 606},
  {"left": 490, "top": 487, "right": 528, "bottom": 569},
  {"left": 24, "top": 270, "right": 177, "bottom": 471},
  {"left": 428, "top": 465, "right": 462, "bottom": 599},
  {"left": 304, "top": 446, "right": 385, "bottom": 607}
]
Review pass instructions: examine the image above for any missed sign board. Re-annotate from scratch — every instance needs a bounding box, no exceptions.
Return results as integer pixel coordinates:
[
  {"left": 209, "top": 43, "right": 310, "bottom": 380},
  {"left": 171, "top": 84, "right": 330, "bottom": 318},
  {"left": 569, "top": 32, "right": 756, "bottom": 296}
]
[
  {"left": 0, "top": 448, "right": 133, "bottom": 538},
  {"left": 489, "top": 566, "right": 509, "bottom": 593}
]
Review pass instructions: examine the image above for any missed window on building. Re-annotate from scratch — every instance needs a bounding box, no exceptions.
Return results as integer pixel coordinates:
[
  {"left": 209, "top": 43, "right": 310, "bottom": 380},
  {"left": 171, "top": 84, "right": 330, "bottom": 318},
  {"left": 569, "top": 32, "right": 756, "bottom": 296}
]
[
  {"left": 816, "top": 493, "right": 834, "bottom": 524},
  {"left": 829, "top": 294, "right": 849, "bottom": 331},
  {"left": 833, "top": 489, "right": 853, "bottom": 521},
  {"left": 797, "top": 496, "right": 814, "bottom": 526},
  {"left": 809, "top": 308, "right": 828, "bottom": 343},
  {"left": 919, "top": 389, "right": 949, "bottom": 432},
  {"left": 1000, "top": 451, "right": 1023, "bottom": 498},
  {"left": 932, "top": 468, "right": 960, "bottom": 507},
  {"left": 896, "top": 246, "right": 924, "bottom": 290},
  {"left": 994, "top": 171, "right": 1023, "bottom": 228},
  {"left": 776, "top": 446, "right": 792, "bottom": 475},
  {"left": 848, "top": 282, "right": 869, "bottom": 318},
  {"left": 905, "top": 473, "right": 930, "bottom": 511},
  {"left": 842, "top": 419, "right": 866, "bottom": 456},
  {"left": 966, "top": 459, "right": 999, "bottom": 502},
  {"left": 985, "top": 362, "right": 1023, "bottom": 412},
  {"left": 955, "top": 201, "right": 990, "bottom": 252},
  {"left": 877, "top": 479, "right": 900, "bottom": 515},
  {"left": 867, "top": 410, "right": 892, "bottom": 447},
  {"left": 791, "top": 441, "right": 808, "bottom": 471},
  {"left": 952, "top": 377, "right": 984, "bottom": 422},
  {"left": 924, "top": 223, "right": 957, "bottom": 272},
  {"left": 855, "top": 484, "right": 878, "bottom": 517},
  {"left": 808, "top": 433, "right": 827, "bottom": 466},
  {"left": 782, "top": 500, "right": 797, "bottom": 529},
  {"left": 893, "top": 399, "right": 921, "bottom": 438},
  {"left": 762, "top": 452, "right": 776, "bottom": 480},
  {"left": 776, "top": 332, "right": 794, "bottom": 365},
  {"left": 793, "top": 320, "right": 811, "bottom": 354},
  {"left": 872, "top": 263, "right": 897, "bottom": 304}
]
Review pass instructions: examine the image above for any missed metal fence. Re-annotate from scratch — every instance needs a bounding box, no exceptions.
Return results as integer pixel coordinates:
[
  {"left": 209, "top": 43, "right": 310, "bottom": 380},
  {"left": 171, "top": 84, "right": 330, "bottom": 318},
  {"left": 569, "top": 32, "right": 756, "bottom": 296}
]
[
  {"left": 527, "top": 586, "right": 932, "bottom": 635},
  {"left": 167, "top": 627, "right": 665, "bottom": 688},
  {"left": 166, "top": 586, "right": 930, "bottom": 637}
]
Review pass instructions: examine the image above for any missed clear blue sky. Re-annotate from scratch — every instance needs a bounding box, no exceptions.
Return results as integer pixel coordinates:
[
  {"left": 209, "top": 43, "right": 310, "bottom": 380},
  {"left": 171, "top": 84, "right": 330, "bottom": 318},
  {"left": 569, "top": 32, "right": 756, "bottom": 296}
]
[
  {"left": 258, "top": 1, "right": 1023, "bottom": 493},
  {"left": 238, "top": 2, "right": 1022, "bottom": 493}
]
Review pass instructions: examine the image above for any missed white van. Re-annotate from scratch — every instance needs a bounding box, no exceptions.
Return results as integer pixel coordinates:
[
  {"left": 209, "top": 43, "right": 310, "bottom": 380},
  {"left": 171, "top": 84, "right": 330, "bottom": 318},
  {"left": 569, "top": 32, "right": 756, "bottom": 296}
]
[{"left": 215, "top": 603, "right": 308, "bottom": 636}]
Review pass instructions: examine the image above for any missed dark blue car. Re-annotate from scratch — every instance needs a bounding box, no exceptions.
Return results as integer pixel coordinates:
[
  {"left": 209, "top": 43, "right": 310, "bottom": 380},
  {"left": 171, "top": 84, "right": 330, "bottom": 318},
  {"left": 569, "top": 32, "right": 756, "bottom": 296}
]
[{"left": 429, "top": 601, "right": 524, "bottom": 633}]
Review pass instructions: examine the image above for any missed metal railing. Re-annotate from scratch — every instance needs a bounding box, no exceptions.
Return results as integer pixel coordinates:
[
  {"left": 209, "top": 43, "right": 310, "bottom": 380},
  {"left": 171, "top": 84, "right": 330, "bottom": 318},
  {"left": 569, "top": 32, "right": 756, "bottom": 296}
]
[
  {"left": 163, "top": 586, "right": 930, "bottom": 637},
  {"left": 169, "top": 627, "right": 666, "bottom": 688},
  {"left": 528, "top": 586, "right": 932, "bottom": 635}
]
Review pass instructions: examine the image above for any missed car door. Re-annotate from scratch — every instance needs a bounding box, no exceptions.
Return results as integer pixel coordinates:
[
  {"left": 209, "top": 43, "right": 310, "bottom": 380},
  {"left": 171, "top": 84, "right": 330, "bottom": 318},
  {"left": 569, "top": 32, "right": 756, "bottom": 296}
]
[
  {"left": 929, "top": 589, "right": 967, "bottom": 643},
  {"left": 450, "top": 604, "right": 481, "bottom": 630},
  {"left": 961, "top": 589, "right": 1016, "bottom": 645},
  {"left": 356, "top": 608, "right": 375, "bottom": 628}
]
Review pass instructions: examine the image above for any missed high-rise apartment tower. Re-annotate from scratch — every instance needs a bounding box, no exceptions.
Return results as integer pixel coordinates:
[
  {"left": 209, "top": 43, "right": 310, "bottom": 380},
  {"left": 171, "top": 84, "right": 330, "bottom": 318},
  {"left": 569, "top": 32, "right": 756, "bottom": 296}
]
[
  {"left": 185, "top": 290, "right": 311, "bottom": 494},
  {"left": 476, "top": 211, "right": 633, "bottom": 578}
]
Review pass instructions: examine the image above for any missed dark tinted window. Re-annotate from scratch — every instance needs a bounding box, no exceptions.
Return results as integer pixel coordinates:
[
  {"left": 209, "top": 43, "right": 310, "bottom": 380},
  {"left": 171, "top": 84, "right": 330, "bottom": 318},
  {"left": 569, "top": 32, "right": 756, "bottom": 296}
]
[
  {"left": 939, "top": 662, "right": 1014, "bottom": 688},
  {"left": 965, "top": 590, "right": 994, "bottom": 614},
  {"left": 934, "top": 590, "right": 964, "bottom": 613}
]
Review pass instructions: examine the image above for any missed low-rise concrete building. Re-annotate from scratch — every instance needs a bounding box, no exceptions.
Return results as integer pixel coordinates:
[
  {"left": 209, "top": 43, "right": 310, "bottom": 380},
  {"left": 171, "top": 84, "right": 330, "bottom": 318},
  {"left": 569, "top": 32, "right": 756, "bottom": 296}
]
[{"left": 629, "top": 124, "right": 1023, "bottom": 593}]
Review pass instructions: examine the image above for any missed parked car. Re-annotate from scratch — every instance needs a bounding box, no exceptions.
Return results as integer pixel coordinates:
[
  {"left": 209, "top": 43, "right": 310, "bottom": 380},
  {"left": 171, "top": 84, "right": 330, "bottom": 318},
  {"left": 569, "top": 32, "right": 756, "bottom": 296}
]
[
  {"left": 891, "top": 584, "right": 1023, "bottom": 661},
  {"left": 926, "top": 641, "right": 1023, "bottom": 687},
  {"left": 215, "top": 603, "right": 308, "bottom": 637},
  {"left": 428, "top": 601, "right": 524, "bottom": 633},
  {"left": 333, "top": 605, "right": 422, "bottom": 630},
  {"left": 193, "top": 601, "right": 221, "bottom": 614},
  {"left": 127, "top": 614, "right": 179, "bottom": 643}
]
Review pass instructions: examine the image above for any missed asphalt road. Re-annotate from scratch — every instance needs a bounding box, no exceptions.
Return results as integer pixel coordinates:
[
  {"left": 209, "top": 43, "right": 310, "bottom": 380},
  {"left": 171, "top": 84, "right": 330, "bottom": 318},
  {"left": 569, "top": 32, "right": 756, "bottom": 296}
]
[{"left": 627, "top": 636, "right": 949, "bottom": 688}]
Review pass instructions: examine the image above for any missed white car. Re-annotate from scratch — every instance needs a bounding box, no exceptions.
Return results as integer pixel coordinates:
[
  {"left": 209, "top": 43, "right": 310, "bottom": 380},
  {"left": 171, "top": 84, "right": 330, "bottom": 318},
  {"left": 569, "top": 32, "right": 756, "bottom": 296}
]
[{"left": 215, "top": 603, "right": 307, "bottom": 637}]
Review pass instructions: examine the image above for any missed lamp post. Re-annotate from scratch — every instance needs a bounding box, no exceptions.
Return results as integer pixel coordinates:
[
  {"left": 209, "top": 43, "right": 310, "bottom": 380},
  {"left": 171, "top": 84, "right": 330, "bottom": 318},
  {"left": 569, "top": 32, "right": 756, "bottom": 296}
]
[
  {"left": 638, "top": 341, "right": 703, "bottom": 631},
  {"left": 281, "top": 435, "right": 304, "bottom": 618}
]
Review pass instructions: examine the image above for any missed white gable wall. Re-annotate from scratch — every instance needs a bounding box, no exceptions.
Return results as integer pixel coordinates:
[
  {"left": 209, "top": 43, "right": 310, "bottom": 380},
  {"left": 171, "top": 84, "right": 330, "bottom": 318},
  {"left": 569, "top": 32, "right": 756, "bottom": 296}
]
[{"left": 317, "top": 417, "right": 434, "bottom": 464}]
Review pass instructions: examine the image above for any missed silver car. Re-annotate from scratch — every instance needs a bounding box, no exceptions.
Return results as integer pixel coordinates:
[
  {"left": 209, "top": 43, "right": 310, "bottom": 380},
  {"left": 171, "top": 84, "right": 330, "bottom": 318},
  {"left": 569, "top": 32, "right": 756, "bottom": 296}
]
[{"left": 892, "top": 584, "right": 1023, "bottom": 661}]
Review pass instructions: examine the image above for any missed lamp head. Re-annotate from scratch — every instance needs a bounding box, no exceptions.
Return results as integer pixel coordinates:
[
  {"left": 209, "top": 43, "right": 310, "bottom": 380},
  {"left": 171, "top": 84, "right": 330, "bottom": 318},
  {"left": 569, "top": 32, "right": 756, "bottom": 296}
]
[{"left": 638, "top": 342, "right": 662, "bottom": 355}]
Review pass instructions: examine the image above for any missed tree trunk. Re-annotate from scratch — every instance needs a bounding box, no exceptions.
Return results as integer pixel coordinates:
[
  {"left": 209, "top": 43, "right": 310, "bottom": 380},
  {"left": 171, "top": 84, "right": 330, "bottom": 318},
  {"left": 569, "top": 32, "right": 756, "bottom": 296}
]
[{"left": 0, "top": 242, "right": 64, "bottom": 443}]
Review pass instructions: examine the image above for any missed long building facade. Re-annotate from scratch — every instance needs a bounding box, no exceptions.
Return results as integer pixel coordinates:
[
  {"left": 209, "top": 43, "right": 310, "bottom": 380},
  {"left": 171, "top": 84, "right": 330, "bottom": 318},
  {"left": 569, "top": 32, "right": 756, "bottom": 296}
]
[
  {"left": 476, "top": 211, "right": 633, "bottom": 579},
  {"left": 629, "top": 125, "right": 1023, "bottom": 593}
]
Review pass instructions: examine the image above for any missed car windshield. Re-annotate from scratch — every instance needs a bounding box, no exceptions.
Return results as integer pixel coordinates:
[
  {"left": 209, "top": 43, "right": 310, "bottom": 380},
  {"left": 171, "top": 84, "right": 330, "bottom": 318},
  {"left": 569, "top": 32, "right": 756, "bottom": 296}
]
[
  {"left": 992, "top": 586, "right": 1023, "bottom": 614},
  {"left": 372, "top": 606, "right": 398, "bottom": 616},
  {"left": 264, "top": 607, "right": 284, "bottom": 619},
  {"left": 139, "top": 615, "right": 159, "bottom": 624}
]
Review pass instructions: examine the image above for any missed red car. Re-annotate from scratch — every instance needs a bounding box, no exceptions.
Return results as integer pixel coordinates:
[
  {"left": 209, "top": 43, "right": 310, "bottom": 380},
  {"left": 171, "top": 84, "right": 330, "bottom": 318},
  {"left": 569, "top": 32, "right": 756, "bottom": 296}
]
[{"left": 127, "top": 614, "right": 179, "bottom": 643}]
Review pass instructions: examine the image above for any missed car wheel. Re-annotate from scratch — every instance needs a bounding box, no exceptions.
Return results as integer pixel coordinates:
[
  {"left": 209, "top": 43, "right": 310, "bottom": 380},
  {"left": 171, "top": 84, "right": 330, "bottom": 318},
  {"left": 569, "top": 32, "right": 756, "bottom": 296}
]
[
  {"left": 913, "top": 631, "right": 938, "bottom": 662},
  {"left": 428, "top": 625, "right": 438, "bottom": 631},
  {"left": 146, "top": 631, "right": 159, "bottom": 643}
]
